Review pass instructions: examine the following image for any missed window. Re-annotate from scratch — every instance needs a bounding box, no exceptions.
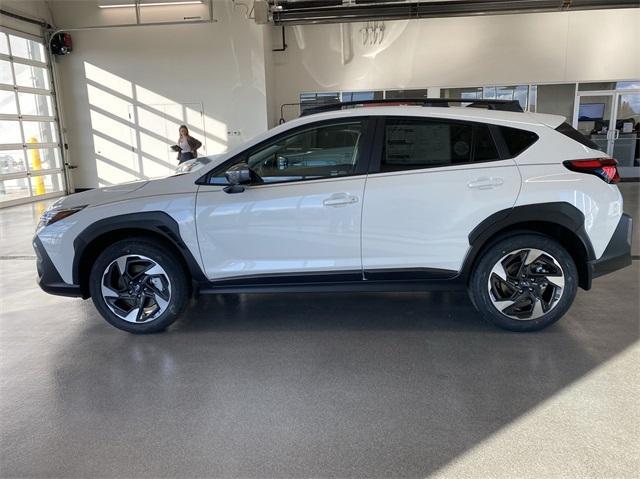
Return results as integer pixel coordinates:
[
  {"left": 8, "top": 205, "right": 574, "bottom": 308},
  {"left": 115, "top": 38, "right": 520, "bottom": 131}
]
[
  {"left": 385, "top": 89, "right": 429, "bottom": 100},
  {"left": 380, "top": 119, "right": 499, "bottom": 172},
  {"left": 499, "top": 126, "right": 539, "bottom": 157},
  {"left": 299, "top": 92, "right": 340, "bottom": 114},
  {"left": 342, "top": 91, "right": 383, "bottom": 102},
  {"left": 211, "top": 120, "right": 367, "bottom": 184},
  {"left": 0, "top": 29, "right": 64, "bottom": 206},
  {"left": 474, "top": 125, "right": 500, "bottom": 161}
]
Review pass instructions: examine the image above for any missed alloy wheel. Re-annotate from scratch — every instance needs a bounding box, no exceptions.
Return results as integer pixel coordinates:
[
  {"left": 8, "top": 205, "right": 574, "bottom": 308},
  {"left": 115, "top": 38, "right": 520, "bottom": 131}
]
[
  {"left": 487, "top": 248, "right": 565, "bottom": 320},
  {"left": 101, "top": 254, "right": 172, "bottom": 323}
]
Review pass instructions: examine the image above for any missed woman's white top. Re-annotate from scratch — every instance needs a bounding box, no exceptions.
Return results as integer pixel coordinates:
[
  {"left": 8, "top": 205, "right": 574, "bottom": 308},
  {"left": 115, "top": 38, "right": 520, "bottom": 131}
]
[{"left": 179, "top": 137, "right": 190, "bottom": 153}]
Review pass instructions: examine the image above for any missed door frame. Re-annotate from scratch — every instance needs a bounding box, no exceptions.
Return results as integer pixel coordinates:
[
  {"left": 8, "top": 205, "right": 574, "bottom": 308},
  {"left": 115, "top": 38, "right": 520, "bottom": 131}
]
[
  {"left": 572, "top": 88, "right": 640, "bottom": 156},
  {"left": 0, "top": 26, "right": 67, "bottom": 208}
]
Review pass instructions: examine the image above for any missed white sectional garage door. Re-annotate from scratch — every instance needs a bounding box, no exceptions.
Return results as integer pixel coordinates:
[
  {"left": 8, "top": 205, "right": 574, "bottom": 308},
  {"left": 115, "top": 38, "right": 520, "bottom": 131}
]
[{"left": 0, "top": 28, "right": 65, "bottom": 207}]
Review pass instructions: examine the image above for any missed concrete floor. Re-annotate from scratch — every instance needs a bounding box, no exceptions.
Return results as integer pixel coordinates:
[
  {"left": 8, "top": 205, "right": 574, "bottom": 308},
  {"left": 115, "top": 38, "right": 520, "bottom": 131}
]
[{"left": 1, "top": 185, "right": 638, "bottom": 479}]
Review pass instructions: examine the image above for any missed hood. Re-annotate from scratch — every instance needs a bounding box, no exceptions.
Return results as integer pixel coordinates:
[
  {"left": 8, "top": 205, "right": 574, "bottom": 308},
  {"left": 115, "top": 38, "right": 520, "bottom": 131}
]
[
  {"left": 55, "top": 180, "right": 149, "bottom": 208},
  {"left": 55, "top": 154, "right": 229, "bottom": 209}
]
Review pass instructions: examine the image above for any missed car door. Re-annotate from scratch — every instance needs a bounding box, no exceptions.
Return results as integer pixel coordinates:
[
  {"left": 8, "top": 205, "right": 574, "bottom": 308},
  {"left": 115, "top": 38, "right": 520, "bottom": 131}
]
[
  {"left": 195, "top": 117, "right": 374, "bottom": 282},
  {"left": 361, "top": 116, "right": 522, "bottom": 277}
]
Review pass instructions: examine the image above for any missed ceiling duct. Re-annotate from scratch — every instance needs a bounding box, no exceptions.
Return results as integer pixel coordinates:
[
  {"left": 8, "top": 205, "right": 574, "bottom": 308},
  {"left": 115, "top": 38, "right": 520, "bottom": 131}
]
[{"left": 268, "top": 0, "right": 640, "bottom": 25}]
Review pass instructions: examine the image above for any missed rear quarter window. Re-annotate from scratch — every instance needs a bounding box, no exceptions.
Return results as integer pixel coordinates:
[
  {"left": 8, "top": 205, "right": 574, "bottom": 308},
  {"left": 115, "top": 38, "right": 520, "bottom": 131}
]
[{"left": 499, "top": 126, "right": 539, "bottom": 158}]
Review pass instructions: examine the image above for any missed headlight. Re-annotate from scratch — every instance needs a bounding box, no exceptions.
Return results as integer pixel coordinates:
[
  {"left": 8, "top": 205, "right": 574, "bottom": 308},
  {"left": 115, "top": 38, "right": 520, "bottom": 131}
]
[{"left": 37, "top": 204, "right": 86, "bottom": 230}]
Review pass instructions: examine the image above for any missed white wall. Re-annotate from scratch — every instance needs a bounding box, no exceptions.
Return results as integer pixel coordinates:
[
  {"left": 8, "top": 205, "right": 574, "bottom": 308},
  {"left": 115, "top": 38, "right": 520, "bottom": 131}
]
[
  {"left": 270, "top": 8, "right": 640, "bottom": 122},
  {"left": 48, "top": 0, "right": 269, "bottom": 189}
]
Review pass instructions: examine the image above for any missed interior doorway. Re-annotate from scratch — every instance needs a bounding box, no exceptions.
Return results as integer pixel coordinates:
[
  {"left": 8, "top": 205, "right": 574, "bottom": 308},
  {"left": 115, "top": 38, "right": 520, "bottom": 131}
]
[{"left": 573, "top": 88, "right": 640, "bottom": 179}]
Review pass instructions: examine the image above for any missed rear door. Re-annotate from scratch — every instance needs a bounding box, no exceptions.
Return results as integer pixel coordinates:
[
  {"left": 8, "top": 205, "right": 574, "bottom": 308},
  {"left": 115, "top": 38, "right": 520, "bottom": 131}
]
[{"left": 361, "top": 116, "right": 522, "bottom": 277}]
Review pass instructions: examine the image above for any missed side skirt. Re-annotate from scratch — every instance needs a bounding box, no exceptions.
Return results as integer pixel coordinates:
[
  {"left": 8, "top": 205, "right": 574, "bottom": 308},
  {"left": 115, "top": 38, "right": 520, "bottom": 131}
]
[{"left": 197, "top": 269, "right": 465, "bottom": 294}]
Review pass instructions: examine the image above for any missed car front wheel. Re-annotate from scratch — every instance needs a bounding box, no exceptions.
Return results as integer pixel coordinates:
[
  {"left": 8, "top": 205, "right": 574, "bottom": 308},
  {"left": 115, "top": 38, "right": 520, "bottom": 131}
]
[
  {"left": 89, "top": 238, "right": 189, "bottom": 333},
  {"left": 469, "top": 234, "right": 578, "bottom": 332}
]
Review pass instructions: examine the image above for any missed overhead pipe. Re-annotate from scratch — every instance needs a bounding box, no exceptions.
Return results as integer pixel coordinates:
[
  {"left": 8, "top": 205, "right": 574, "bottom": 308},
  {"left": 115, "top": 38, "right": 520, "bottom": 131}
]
[
  {"left": 270, "top": 0, "right": 640, "bottom": 25},
  {"left": 0, "top": 8, "right": 51, "bottom": 28}
]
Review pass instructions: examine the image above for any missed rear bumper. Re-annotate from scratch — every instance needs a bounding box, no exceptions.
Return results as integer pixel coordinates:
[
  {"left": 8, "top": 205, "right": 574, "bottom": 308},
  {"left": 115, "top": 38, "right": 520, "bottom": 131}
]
[
  {"left": 587, "top": 213, "right": 633, "bottom": 286},
  {"left": 33, "top": 236, "right": 83, "bottom": 297}
]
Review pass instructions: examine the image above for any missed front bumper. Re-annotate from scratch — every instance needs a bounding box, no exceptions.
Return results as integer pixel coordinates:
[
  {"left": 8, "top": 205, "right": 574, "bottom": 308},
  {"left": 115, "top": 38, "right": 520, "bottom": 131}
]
[
  {"left": 587, "top": 213, "right": 633, "bottom": 285},
  {"left": 33, "top": 236, "right": 83, "bottom": 297}
]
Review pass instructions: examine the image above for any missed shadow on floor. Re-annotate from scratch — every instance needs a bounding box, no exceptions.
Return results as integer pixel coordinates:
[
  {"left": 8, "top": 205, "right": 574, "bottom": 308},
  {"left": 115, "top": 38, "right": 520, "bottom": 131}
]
[{"left": 2, "top": 261, "right": 636, "bottom": 478}]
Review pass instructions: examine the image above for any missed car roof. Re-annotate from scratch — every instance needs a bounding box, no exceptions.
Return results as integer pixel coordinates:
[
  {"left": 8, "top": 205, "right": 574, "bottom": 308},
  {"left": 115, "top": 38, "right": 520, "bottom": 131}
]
[{"left": 287, "top": 105, "right": 565, "bottom": 130}]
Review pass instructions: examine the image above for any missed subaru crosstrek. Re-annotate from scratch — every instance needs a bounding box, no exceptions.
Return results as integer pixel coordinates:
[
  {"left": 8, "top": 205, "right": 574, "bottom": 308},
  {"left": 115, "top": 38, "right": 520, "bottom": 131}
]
[{"left": 34, "top": 101, "right": 633, "bottom": 333}]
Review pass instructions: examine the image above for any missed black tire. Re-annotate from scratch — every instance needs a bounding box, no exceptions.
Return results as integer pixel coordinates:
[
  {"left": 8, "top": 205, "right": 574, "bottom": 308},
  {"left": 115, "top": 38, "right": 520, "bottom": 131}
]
[
  {"left": 469, "top": 233, "right": 578, "bottom": 332},
  {"left": 89, "top": 238, "right": 189, "bottom": 333}
]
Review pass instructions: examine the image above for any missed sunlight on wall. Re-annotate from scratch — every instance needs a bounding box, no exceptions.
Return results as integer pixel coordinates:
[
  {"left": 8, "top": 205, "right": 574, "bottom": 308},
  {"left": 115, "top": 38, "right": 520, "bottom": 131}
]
[{"left": 84, "top": 61, "right": 228, "bottom": 187}]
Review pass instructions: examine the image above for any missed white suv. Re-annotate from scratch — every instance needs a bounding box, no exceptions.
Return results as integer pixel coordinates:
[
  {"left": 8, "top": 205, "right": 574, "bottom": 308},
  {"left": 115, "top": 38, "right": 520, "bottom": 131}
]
[{"left": 34, "top": 100, "right": 632, "bottom": 333}]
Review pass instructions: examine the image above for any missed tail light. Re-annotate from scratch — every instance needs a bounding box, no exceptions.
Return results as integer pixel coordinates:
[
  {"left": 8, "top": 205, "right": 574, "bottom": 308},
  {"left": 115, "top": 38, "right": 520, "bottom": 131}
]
[{"left": 563, "top": 158, "right": 620, "bottom": 184}]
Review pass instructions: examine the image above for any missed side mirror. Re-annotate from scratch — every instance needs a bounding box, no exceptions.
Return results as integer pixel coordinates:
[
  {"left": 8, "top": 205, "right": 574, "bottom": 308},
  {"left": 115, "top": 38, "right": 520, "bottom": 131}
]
[{"left": 224, "top": 163, "right": 252, "bottom": 193}]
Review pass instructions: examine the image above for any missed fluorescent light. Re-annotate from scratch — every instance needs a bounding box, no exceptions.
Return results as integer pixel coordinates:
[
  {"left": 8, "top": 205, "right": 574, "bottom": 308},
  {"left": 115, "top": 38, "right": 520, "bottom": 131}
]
[
  {"left": 98, "top": 1, "right": 203, "bottom": 8},
  {"left": 143, "top": 1, "right": 204, "bottom": 5}
]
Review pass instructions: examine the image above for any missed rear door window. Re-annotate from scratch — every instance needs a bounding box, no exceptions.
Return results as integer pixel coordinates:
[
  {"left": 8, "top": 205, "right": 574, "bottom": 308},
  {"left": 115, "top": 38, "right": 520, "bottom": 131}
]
[{"left": 379, "top": 118, "right": 500, "bottom": 172}]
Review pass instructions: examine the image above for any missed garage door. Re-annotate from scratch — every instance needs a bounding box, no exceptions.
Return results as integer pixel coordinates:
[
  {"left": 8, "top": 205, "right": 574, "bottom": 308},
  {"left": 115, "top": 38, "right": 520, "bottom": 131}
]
[{"left": 0, "top": 28, "right": 66, "bottom": 207}]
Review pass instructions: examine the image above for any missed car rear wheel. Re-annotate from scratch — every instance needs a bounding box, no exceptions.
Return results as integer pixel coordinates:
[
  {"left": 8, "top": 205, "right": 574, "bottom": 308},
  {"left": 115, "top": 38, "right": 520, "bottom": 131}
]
[
  {"left": 469, "top": 234, "right": 578, "bottom": 332},
  {"left": 89, "top": 239, "right": 189, "bottom": 333}
]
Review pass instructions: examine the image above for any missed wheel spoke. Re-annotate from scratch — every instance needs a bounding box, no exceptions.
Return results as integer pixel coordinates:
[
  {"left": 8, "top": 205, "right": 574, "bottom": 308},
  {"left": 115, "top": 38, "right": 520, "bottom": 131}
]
[
  {"left": 135, "top": 297, "right": 147, "bottom": 322},
  {"left": 101, "top": 282, "right": 121, "bottom": 299},
  {"left": 116, "top": 256, "right": 128, "bottom": 277},
  {"left": 490, "top": 260, "right": 509, "bottom": 282},
  {"left": 524, "top": 248, "right": 544, "bottom": 265},
  {"left": 545, "top": 274, "right": 565, "bottom": 289},
  {"left": 531, "top": 297, "right": 544, "bottom": 319}
]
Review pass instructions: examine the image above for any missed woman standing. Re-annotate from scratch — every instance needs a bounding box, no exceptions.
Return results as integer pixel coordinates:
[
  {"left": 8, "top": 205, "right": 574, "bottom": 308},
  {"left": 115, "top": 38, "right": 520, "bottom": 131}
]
[{"left": 175, "top": 125, "right": 202, "bottom": 164}]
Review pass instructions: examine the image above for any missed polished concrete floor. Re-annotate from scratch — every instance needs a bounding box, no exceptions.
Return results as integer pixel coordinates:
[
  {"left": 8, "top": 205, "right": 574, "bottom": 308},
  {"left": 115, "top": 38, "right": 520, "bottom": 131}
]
[{"left": 1, "top": 185, "right": 638, "bottom": 478}]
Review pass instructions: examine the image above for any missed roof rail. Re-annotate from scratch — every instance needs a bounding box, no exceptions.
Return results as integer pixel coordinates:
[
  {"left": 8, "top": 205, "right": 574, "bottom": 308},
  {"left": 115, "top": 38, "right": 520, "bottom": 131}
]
[{"left": 299, "top": 98, "right": 524, "bottom": 117}]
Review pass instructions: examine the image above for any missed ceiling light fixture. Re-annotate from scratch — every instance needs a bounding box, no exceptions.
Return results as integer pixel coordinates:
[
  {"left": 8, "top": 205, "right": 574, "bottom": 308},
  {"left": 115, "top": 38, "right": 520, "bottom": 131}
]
[{"left": 98, "top": 1, "right": 204, "bottom": 8}]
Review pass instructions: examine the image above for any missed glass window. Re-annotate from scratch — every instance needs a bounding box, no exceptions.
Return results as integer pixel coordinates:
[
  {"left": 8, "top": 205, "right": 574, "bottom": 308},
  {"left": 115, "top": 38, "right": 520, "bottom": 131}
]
[
  {"left": 30, "top": 172, "right": 64, "bottom": 196},
  {"left": 616, "top": 81, "right": 640, "bottom": 90},
  {"left": 0, "top": 33, "right": 9, "bottom": 55},
  {"left": 441, "top": 87, "right": 482, "bottom": 100},
  {"left": 483, "top": 87, "right": 497, "bottom": 99},
  {"left": 9, "top": 35, "right": 46, "bottom": 63},
  {"left": 499, "top": 126, "right": 539, "bottom": 158},
  {"left": 13, "top": 63, "right": 49, "bottom": 90},
  {"left": 299, "top": 92, "right": 341, "bottom": 115},
  {"left": 18, "top": 92, "right": 54, "bottom": 117},
  {"left": 26, "top": 147, "right": 61, "bottom": 171},
  {"left": 0, "top": 59, "right": 13, "bottom": 85},
  {"left": 242, "top": 120, "right": 366, "bottom": 182},
  {"left": 0, "top": 149, "right": 27, "bottom": 174},
  {"left": 342, "top": 91, "right": 383, "bottom": 102},
  {"left": 578, "top": 82, "right": 616, "bottom": 92},
  {"left": 386, "top": 89, "right": 429, "bottom": 100},
  {"left": 0, "top": 177, "right": 30, "bottom": 203},
  {"left": 0, "top": 120, "right": 22, "bottom": 144},
  {"left": 0, "top": 89, "right": 17, "bottom": 114},
  {"left": 22, "top": 121, "right": 58, "bottom": 144},
  {"left": 381, "top": 119, "right": 473, "bottom": 172},
  {"left": 474, "top": 125, "right": 499, "bottom": 161}
]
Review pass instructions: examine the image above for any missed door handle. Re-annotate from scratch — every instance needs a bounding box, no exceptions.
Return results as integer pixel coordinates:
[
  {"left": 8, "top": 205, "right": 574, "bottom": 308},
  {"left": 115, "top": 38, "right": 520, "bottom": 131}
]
[
  {"left": 467, "top": 177, "right": 504, "bottom": 190},
  {"left": 323, "top": 193, "right": 359, "bottom": 207}
]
